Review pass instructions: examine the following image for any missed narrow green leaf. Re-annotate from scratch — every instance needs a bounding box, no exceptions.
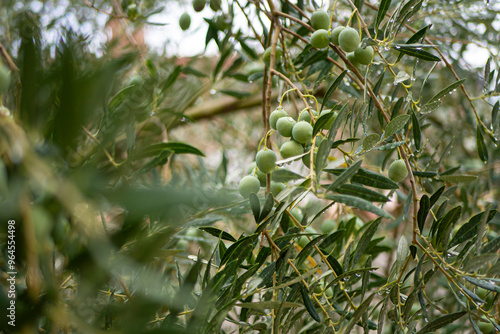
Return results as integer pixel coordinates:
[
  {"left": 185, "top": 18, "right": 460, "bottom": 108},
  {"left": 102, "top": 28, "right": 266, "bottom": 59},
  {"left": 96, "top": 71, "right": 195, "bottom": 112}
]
[
  {"left": 429, "top": 185, "right": 446, "bottom": 208},
  {"left": 363, "top": 133, "right": 381, "bottom": 151},
  {"left": 439, "top": 174, "right": 478, "bottom": 184},
  {"left": 476, "top": 125, "right": 489, "bottom": 162},
  {"left": 481, "top": 236, "right": 500, "bottom": 254},
  {"left": 393, "top": 45, "right": 440, "bottom": 62},
  {"left": 426, "top": 78, "right": 466, "bottom": 105},
  {"left": 300, "top": 283, "right": 321, "bottom": 322},
  {"left": 182, "top": 66, "right": 209, "bottom": 77},
  {"left": 324, "top": 168, "right": 399, "bottom": 189},
  {"left": 320, "top": 70, "right": 347, "bottom": 112},
  {"left": 332, "top": 137, "right": 361, "bottom": 148},
  {"left": 249, "top": 193, "right": 261, "bottom": 223},
  {"left": 321, "top": 251, "right": 344, "bottom": 276},
  {"left": 413, "top": 170, "right": 437, "bottom": 178},
  {"left": 271, "top": 169, "right": 304, "bottom": 182},
  {"left": 436, "top": 205, "right": 462, "bottom": 247},
  {"left": 334, "top": 184, "right": 389, "bottom": 202},
  {"left": 327, "top": 160, "right": 363, "bottom": 192},
  {"left": 343, "top": 294, "right": 375, "bottom": 333},
  {"left": 259, "top": 193, "right": 274, "bottom": 223},
  {"left": 412, "top": 112, "right": 421, "bottom": 150},
  {"left": 484, "top": 57, "right": 491, "bottom": 92},
  {"left": 319, "top": 230, "right": 345, "bottom": 251},
  {"left": 492, "top": 101, "right": 499, "bottom": 126},
  {"left": 449, "top": 210, "right": 497, "bottom": 248},
  {"left": 375, "top": 0, "right": 392, "bottom": 30},
  {"left": 199, "top": 226, "right": 237, "bottom": 242},
  {"left": 133, "top": 142, "right": 205, "bottom": 159},
  {"left": 295, "top": 235, "right": 326, "bottom": 266},
  {"left": 417, "top": 312, "right": 467, "bottom": 334},
  {"left": 237, "top": 301, "right": 301, "bottom": 309},
  {"left": 219, "top": 89, "right": 252, "bottom": 98},
  {"left": 463, "top": 276, "right": 500, "bottom": 293},
  {"left": 325, "top": 195, "right": 393, "bottom": 219},
  {"left": 384, "top": 114, "right": 411, "bottom": 139},
  {"left": 373, "top": 140, "right": 406, "bottom": 151},
  {"left": 162, "top": 65, "right": 182, "bottom": 92},
  {"left": 313, "top": 111, "right": 334, "bottom": 136},
  {"left": 351, "top": 218, "right": 382, "bottom": 266},
  {"left": 418, "top": 195, "right": 430, "bottom": 233}
]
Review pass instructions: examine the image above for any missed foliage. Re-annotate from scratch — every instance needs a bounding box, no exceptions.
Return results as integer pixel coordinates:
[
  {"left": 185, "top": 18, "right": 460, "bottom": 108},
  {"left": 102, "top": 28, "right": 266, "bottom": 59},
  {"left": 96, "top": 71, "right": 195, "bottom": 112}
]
[{"left": 0, "top": 0, "right": 499, "bottom": 333}]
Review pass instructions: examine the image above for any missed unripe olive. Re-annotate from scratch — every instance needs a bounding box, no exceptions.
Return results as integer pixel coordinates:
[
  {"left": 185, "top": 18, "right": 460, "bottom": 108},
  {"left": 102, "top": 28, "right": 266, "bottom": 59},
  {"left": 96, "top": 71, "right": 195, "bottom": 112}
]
[
  {"left": 314, "top": 283, "right": 323, "bottom": 294},
  {"left": 388, "top": 159, "right": 408, "bottom": 182},
  {"left": 209, "top": 0, "right": 221, "bottom": 11},
  {"left": 330, "top": 26, "right": 345, "bottom": 45},
  {"left": 177, "top": 239, "right": 188, "bottom": 250},
  {"left": 270, "top": 181, "right": 286, "bottom": 197},
  {"left": 319, "top": 109, "right": 338, "bottom": 129},
  {"left": 291, "top": 208, "right": 303, "bottom": 223},
  {"left": 280, "top": 140, "right": 304, "bottom": 159},
  {"left": 298, "top": 109, "right": 318, "bottom": 123},
  {"left": 247, "top": 162, "right": 266, "bottom": 187},
  {"left": 127, "top": 4, "right": 139, "bottom": 20},
  {"left": 270, "top": 107, "right": 288, "bottom": 130},
  {"left": 193, "top": 0, "right": 205, "bottom": 12},
  {"left": 346, "top": 52, "right": 360, "bottom": 68},
  {"left": 321, "top": 219, "right": 336, "bottom": 234},
  {"left": 298, "top": 235, "right": 309, "bottom": 248},
  {"left": 0, "top": 64, "right": 11, "bottom": 94},
  {"left": 256, "top": 149, "right": 277, "bottom": 174},
  {"left": 238, "top": 175, "right": 261, "bottom": 198},
  {"left": 311, "top": 10, "right": 330, "bottom": 30},
  {"left": 179, "top": 13, "right": 191, "bottom": 30},
  {"left": 302, "top": 146, "right": 317, "bottom": 168},
  {"left": 325, "top": 287, "right": 334, "bottom": 298},
  {"left": 263, "top": 46, "right": 283, "bottom": 65},
  {"left": 311, "top": 29, "right": 330, "bottom": 49},
  {"left": 339, "top": 27, "right": 360, "bottom": 53},
  {"left": 292, "top": 121, "right": 313, "bottom": 144},
  {"left": 354, "top": 45, "right": 374, "bottom": 65},
  {"left": 276, "top": 116, "right": 296, "bottom": 137}
]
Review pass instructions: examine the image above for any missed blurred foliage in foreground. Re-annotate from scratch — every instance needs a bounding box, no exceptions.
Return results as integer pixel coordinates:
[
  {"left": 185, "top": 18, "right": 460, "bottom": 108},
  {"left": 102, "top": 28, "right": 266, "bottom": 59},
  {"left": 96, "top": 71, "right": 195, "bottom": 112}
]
[{"left": 1, "top": 0, "right": 500, "bottom": 333}]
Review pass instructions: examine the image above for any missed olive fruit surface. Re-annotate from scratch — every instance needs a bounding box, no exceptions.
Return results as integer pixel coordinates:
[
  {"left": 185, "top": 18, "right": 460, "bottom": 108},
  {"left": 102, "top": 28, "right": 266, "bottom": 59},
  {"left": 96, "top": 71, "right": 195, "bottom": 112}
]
[
  {"left": 311, "top": 29, "right": 330, "bottom": 49},
  {"left": 292, "top": 121, "right": 313, "bottom": 144},
  {"left": 319, "top": 109, "right": 338, "bottom": 129},
  {"left": 311, "top": 10, "right": 330, "bottom": 30},
  {"left": 270, "top": 107, "right": 288, "bottom": 130},
  {"left": 179, "top": 13, "right": 191, "bottom": 30},
  {"left": 339, "top": 27, "right": 360, "bottom": 52},
  {"left": 321, "top": 220, "right": 335, "bottom": 234},
  {"left": 354, "top": 45, "right": 374, "bottom": 65},
  {"left": 247, "top": 162, "right": 266, "bottom": 187},
  {"left": 298, "top": 109, "right": 318, "bottom": 123},
  {"left": 193, "top": 0, "right": 205, "bottom": 12},
  {"left": 263, "top": 46, "right": 283, "bottom": 65},
  {"left": 238, "top": 175, "right": 260, "bottom": 198},
  {"left": 256, "top": 149, "right": 277, "bottom": 173},
  {"left": 280, "top": 140, "right": 304, "bottom": 159},
  {"left": 346, "top": 52, "right": 360, "bottom": 68},
  {"left": 330, "top": 26, "right": 345, "bottom": 45},
  {"left": 270, "top": 181, "right": 286, "bottom": 197},
  {"left": 276, "top": 116, "right": 296, "bottom": 137},
  {"left": 388, "top": 159, "right": 408, "bottom": 182}
]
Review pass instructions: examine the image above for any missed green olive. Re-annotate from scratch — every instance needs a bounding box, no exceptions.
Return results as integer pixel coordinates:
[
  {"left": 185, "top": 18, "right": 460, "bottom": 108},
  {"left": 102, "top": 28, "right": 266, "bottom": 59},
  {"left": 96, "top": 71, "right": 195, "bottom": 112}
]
[
  {"left": 276, "top": 116, "right": 296, "bottom": 137},
  {"left": 280, "top": 140, "right": 304, "bottom": 159},
  {"left": 298, "top": 109, "right": 318, "bottom": 123},
  {"left": 179, "top": 13, "right": 191, "bottom": 30},
  {"left": 311, "top": 29, "right": 330, "bottom": 49},
  {"left": 270, "top": 181, "right": 286, "bottom": 197},
  {"left": 311, "top": 10, "right": 330, "bottom": 30},
  {"left": 354, "top": 45, "right": 374, "bottom": 65},
  {"left": 338, "top": 27, "right": 360, "bottom": 53},
  {"left": 321, "top": 220, "right": 336, "bottom": 234},
  {"left": 256, "top": 149, "right": 277, "bottom": 174},
  {"left": 270, "top": 107, "right": 288, "bottom": 130},
  {"left": 388, "top": 159, "right": 408, "bottom": 182},
  {"left": 292, "top": 121, "right": 313, "bottom": 144},
  {"left": 330, "top": 26, "right": 345, "bottom": 45},
  {"left": 263, "top": 46, "right": 284, "bottom": 65},
  {"left": 238, "top": 175, "right": 260, "bottom": 198},
  {"left": 193, "top": 0, "right": 206, "bottom": 12}
]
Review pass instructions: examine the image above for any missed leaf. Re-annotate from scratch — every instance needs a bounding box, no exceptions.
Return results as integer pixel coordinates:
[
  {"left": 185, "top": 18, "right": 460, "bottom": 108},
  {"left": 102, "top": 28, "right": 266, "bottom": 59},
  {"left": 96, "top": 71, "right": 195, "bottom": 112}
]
[
  {"left": 492, "top": 101, "right": 499, "bottom": 126},
  {"left": 199, "top": 227, "right": 237, "bottom": 242},
  {"left": 426, "top": 78, "right": 466, "bottom": 105},
  {"left": 463, "top": 276, "right": 500, "bottom": 293},
  {"left": 259, "top": 193, "right": 274, "bottom": 223},
  {"left": 412, "top": 112, "right": 421, "bottom": 150},
  {"left": 249, "top": 193, "right": 260, "bottom": 223},
  {"left": 416, "top": 312, "right": 467, "bottom": 334},
  {"left": 384, "top": 114, "right": 411, "bottom": 139},
  {"left": 363, "top": 133, "right": 381, "bottom": 151},
  {"left": 271, "top": 169, "right": 304, "bottom": 182},
  {"left": 334, "top": 184, "right": 389, "bottom": 202},
  {"left": 376, "top": 0, "right": 392, "bottom": 30},
  {"left": 476, "top": 125, "right": 488, "bottom": 162},
  {"left": 219, "top": 89, "right": 252, "bottom": 98},
  {"left": 420, "top": 100, "right": 442, "bottom": 114},
  {"left": 396, "top": 235, "right": 409, "bottom": 273},
  {"left": 299, "top": 283, "right": 321, "bottom": 322},
  {"left": 418, "top": 194, "right": 430, "bottom": 233},
  {"left": 484, "top": 57, "right": 491, "bottom": 92},
  {"left": 439, "top": 175, "right": 478, "bottom": 184},
  {"left": 322, "top": 251, "right": 344, "bottom": 276},
  {"left": 449, "top": 210, "right": 497, "bottom": 248},
  {"left": 324, "top": 168, "right": 399, "bottom": 189},
  {"left": 412, "top": 170, "right": 437, "bottom": 178},
  {"left": 394, "top": 71, "right": 411, "bottom": 84},
  {"left": 429, "top": 185, "right": 446, "bottom": 208},
  {"left": 481, "top": 236, "right": 500, "bottom": 254},
  {"left": 182, "top": 66, "right": 209, "bottom": 78},
  {"left": 326, "top": 160, "right": 363, "bottom": 192},
  {"left": 161, "top": 65, "right": 182, "bottom": 92},
  {"left": 435, "top": 205, "right": 462, "bottom": 247},
  {"left": 236, "top": 301, "right": 301, "bottom": 309},
  {"left": 313, "top": 111, "right": 334, "bottom": 136},
  {"left": 393, "top": 45, "right": 440, "bottom": 62},
  {"left": 320, "top": 70, "right": 347, "bottom": 112},
  {"left": 295, "top": 235, "right": 326, "bottom": 266},
  {"left": 133, "top": 142, "right": 205, "bottom": 159},
  {"left": 319, "top": 230, "right": 345, "bottom": 252},
  {"left": 325, "top": 195, "right": 393, "bottom": 219},
  {"left": 343, "top": 294, "right": 375, "bottom": 333},
  {"left": 351, "top": 219, "right": 382, "bottom": 266},
  {"left": 372, "top": 140, "right": 406, "bottom": 151}
]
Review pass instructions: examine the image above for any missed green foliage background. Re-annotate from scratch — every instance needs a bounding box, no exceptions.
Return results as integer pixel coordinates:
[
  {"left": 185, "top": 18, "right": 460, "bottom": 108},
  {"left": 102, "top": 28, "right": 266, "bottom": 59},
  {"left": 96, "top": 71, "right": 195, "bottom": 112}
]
[{"left": 0, "top": 0, "right": 499, "bottom": 333}]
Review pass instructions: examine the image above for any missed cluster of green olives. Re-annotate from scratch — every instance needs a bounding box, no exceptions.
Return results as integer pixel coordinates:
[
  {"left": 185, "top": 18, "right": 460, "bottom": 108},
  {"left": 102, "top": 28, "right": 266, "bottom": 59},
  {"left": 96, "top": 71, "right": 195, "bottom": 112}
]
[
  {"left": 179, "top": 0, "right": 223, "bottom": 31},
  {"left": 309, "top": 10, "right": 374, "bottom": 67}
]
